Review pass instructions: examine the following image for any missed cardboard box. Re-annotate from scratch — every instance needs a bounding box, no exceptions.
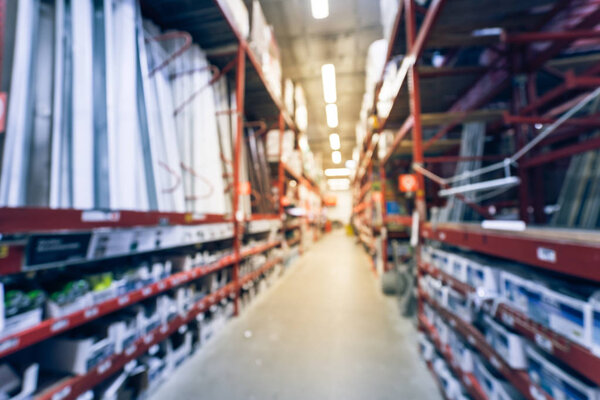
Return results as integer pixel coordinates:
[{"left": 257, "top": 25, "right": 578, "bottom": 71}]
[
  {"left": 526, "top": 344, "right": 600, "bottom": 400},
  {"left": 40, "top": 323, "right": 120, "bottom": 374},
  {"left": 0, "top": 363, "right": 38, "bottom": 400},
  {"left": 418, "top": 333, "right": 435, "bottom": 362},
  {"left": 446, "top": 287, "right": 473, "bottom": 323},
  {"left": 541, "top": 286, "right": 593, "bottom": 349},
  {"left": 500, "top": 270, "right": 532, "bottom": 315},
  {"left": 474, "top": 355, "right": 524, "bottom": 400},
  {"left": 465, "top": 257, "right": 500, "bottom": 294},
  {"left": 483, "top": 315, "right": 526, "bottom": 369}
]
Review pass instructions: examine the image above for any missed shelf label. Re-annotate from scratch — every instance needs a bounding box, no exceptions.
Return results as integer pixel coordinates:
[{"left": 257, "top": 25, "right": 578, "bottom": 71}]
[
  {"left": 125, "top": 345, "right": 136, "bottom": 356},
  {"left": 463, "top": 376, "right": 471, "bottom": 386},
  {"left": 160, "top": 324, "right": 168, "bottom": 334},
  {"left": 158, "top": 282, "right": 166, "bottom": 290},
  {"left": 26, "top": 233, "right": 91, "bottom": 268},
  {"left": 51, "top": 319, "right": 69, "bottom": 332},
  {"left": 501, "top": 312, "right": 515, "bottom": 327},
  {"left": 467, "top": 335, "right": 476, "bottom": 345},
  {"left": 81, "top": 210, "right": 120, "bottom": 222},
  {"left": 51, "top": 386, "right": 72, "bottom": 400},
  {"left": 84, "top": 307, "right": 99, "bottom": 319},
  {"left": 530, "top": 385, "right": 546, "bottom": 400},
  {"left": 535, "top": 333, "right": 553, "bottom": 353},
  {"left": 142, "top": 287, "right": 152, "bottom": 297},
  {"left": 144, "top": 334, "right": 154, "bottom": 344},
  {"left": 118, "top": 295, "right": 130, "bottom": 306},
  {"left": 0, "top": 338, "right": 19, "bottom": 353},
  {"left": 489, "top": 355, "right": 501, "bottom": 370},
  {"left": 536, "top": 247, "right": 556, "bottom": 263},
  {"left": 97, "top": 360, "right": 112, "bottom": 375}
]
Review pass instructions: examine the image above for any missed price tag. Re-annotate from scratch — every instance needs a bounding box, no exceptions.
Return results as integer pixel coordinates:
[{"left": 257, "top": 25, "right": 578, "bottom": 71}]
[
  {"left": 125, "top": 345, "right": 137, "bottom": 356},
  {"left": 535, "top": 333, "right": 553, "bottom": 352},
  {"left": 142, "top": 287, "right": 152, "bottom": 296},
  {"left": 160, "top": 324, "right": 168, "bottom": 334},
  {"left": 468, "top": 335, "right": 476, "bottom": 345},
  {"left": 530, "top": 385, "right": 546, "bottom": 400},
  {"left": 84, "top": 307, "right": 99, "bottom": 319},
  {"left": 97, "top": 360, "right": 112, "bottom": 375},
  {"left": 501, "top": 312, "right": 515, "bottom": 327},
  {"left": 51, "top": 319, "right": 69, "bottom": 332},
  {"left": 118, "top": 295, "right": 130, "bottom": 305},
  {"left": 536, "top": 247, "right": 556, "bottom": 263},
  {"left": 51, "top": 386, "right": 72, "bottom": 400},
  {"left": 490, "top": 355, "right": 501, "bottom": 370},
  {"left": 0, "top": 338, "right": 19, "bottom": 353}
]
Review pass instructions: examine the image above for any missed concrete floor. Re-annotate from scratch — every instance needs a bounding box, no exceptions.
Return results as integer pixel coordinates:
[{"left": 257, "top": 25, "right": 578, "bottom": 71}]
[{"left": 150, "top": 230, "right": 441, "bottom": 400}]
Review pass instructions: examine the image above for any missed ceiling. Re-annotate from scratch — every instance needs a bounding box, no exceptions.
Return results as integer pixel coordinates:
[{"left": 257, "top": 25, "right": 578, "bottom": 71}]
[{"left": 259, "top": 0, "right": 384, "bottom": 169}]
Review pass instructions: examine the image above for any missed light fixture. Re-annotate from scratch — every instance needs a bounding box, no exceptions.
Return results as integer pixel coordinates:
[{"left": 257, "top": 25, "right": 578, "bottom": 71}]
[
  {"left": 299, "top": 135, "right": 309, "bottom": 152},
  {"left": 310, "top": 0, "right": 329, "bottom": 19},
  {"left": 321, "top": 64, "right": 337, "bottom": 103},
  {"left": 327, "top": 178, "right": 350, "bottom": 191},
  {"left": 326, "top": 104, "right": 338, "bottom": 128},
  {"left": 332, "top": 151, "right": 342, "bottom": 164},
  {"left": 325, "top": 168, "right": 350, "bottom": 177},
  {"left": 345, "top": 160, "right": 356, "bottom": 169},
  {"left": 329, "top": 133, "right": 340, "bottom": 150}
]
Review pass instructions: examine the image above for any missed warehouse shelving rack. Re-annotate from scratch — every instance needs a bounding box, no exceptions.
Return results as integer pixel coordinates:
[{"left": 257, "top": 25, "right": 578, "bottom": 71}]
[
  {"left": 353, "top": 0, "right": 600, "bottom": 399},
  {"left": 0, "top": 0, "right": 322, "bottom": 398}
]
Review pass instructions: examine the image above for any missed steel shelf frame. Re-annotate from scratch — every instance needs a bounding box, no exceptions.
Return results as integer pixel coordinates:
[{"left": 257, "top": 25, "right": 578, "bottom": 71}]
[
  {"left": 352, "top": 0, "right": 600, "bottom": 398},
  {"left": 0, "top": 0, "right": 319, "bottom": 397}
]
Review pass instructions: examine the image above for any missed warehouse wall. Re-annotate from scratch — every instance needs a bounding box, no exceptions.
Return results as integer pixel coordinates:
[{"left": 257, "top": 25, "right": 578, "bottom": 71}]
[{"left": 325, "top": 190, "right": 352, "bottom": 224}]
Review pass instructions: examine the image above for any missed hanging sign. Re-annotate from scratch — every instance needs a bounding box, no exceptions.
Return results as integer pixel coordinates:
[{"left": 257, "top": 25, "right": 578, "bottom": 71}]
[{"left": 399, "top": 174, "right": 418, "bottom": 192}]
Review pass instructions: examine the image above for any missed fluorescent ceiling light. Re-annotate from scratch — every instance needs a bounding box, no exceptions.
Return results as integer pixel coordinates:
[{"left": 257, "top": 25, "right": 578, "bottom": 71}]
[
  {"left": 325, "top": 168, "right": 350, "bottom": 177},
  {"left": 326, "top": 104, "right": 338, "bottom": 128},
  {"left": 329, "top": 133, "right": 340, "bottom": 150},
  {"left": 311, "top": 0, "right": 329, "bottom": 19},
  {"left": 321, "top": 64, "right": 337, "bottom": 103},
  {"left": 332, "top": 151, "right": 342, "bottom": 164},
  {"left": 345, "top": 160, "right": 356, "bottom": 169}
]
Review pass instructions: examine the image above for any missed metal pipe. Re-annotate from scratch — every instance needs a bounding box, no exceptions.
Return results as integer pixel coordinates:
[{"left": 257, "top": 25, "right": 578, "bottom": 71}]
[{"left": 232, "top": 45, "right": 246, "bottom": 316}]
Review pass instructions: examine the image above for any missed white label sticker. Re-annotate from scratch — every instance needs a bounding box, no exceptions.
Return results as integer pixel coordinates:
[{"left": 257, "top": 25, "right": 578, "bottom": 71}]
[
  {"left": 142, "top": 287, "right": 152, "bottom": 296},
  {"left": 51, "top": 386, "right": 72, "bottom": 400},
  {"left": 501, "top": 313, "right": 515, "bottom": 327},
  {"left": 144, "top": 334, "right": 154, "bottom": 344},
  {"left": 81, "top": 210, "right": 120, "bottom": 222},
  {"left": 97, "top": 360, "right": 112, "bottom": 375},
  {"left": 530, "top": 385, "right": 546, "bottom": 400},
  {"left": 536, "top": 247, "right": 556, "bottom": 263},
  {"left": 535, "top": 333, "right": 553, "bottom": 352},
  {"left": 51, "top": 319, "right": 69, "bottom": 332},
  {"left": 118, "top": 295, "right": 130, "bottom": 305},
  {"left": 490, "top": 355, "right": 501, "bottom": 370},
  {"left": 84, "top": 307, "right": 99, "bottom": 319},
  {"left": 125, "top": 345, "right": 136, "bottom": 356},
  {"left": 160, "top": 324, "right": 168, "bottom": 334},
  {"left": 468, "top": 335, "right": 476, "bottom": 345},
  {"left": 0, "top": 338, "right": 19, "bottom": 353}
]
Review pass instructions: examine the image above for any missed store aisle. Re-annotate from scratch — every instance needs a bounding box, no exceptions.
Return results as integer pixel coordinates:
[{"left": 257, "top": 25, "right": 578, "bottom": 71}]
[{"left": 150, "top": 230, "right": 441, "bottom": 400}]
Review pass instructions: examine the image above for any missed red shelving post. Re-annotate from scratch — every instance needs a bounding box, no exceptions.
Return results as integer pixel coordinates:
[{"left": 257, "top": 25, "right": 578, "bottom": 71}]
[
  {"left": 404, "top": 0, "right": 426, "bottom": 221},
  {"left": 278, "top": 112, "right": 285, "bottom": 216},
  {"left": 232, "top": 44, "right": 246, "bottom": 316}
]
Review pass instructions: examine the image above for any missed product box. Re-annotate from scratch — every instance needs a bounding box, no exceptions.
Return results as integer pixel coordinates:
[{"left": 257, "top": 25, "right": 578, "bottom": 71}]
[
  {"left": 474, "top": 355, "right": 524, "bottom": 400},
  {"left": 431, "top": 249, "right": 450, "bottom": 274},
  {"left": 525, "top": 344, "right": 600, "bottom": 400},
  {"left": 465, "top": 256, "right": 500, "bottom": 294},
  {"left": 166, "top": 331, "right": 192, "bottom": 371},
  {"left": 0, "top": 362, "right": 38, "bottom": 400},
  {"left": 541, "top": 285, "right": 593, "bottom": 349},
  {"left": 483, "top": 315, "right": 527, "bottom": 369},
  {"left": 448, "top": 330, "right": 474, "bottom": 373},
  {"left": 433, "top": 358, "right": 464, "bottom": 400},
  {"left": 1, "top": 308, "right": 43, "bottom": 339},
  {"left": 418, "top": 333, "right": 435, "bottom": 362},
  {"left": 446, "top": 287, "right": 473, "bottom": 323},
  {"left": 435, "top": 315, "right": 451, "bottom": 345},
  {"left": 591, "top": 294, "right": 600, "bottom": 356},
  {"left": 500, "top": 270, "right": 532, "bottom": 315},
  {"left": 448, "top": 253, "right": 468, "bottom": 283},
  {"left": 40, "top": 322, "right": 120, "bottom": 374}
]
